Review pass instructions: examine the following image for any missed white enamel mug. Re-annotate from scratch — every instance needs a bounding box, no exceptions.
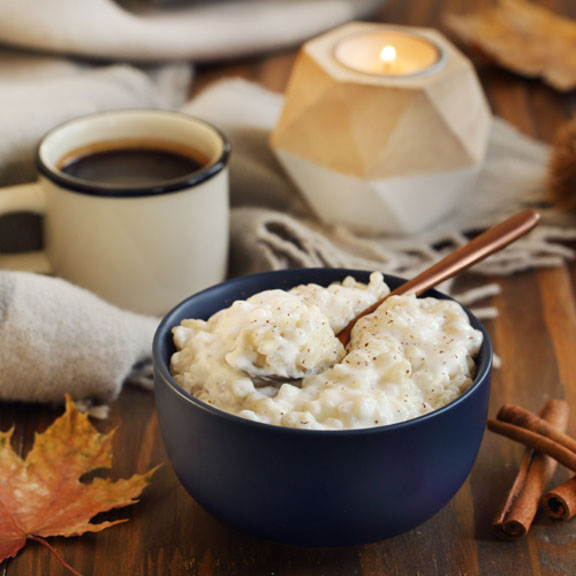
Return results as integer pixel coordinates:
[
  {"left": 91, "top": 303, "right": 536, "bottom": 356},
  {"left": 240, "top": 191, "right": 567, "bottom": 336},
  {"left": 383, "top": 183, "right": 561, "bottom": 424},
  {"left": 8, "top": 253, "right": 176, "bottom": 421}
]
[{"left": 0, "top": 110, "right": 230, "bottom": 315}]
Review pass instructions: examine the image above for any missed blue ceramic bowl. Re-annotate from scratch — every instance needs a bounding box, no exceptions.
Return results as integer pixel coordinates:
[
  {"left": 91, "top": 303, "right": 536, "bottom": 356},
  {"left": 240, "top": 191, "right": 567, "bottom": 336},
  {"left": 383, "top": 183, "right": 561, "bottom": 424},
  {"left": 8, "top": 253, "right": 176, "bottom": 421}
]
[{"left": 153, "top": 269, "right": 492, "bottom": 546}]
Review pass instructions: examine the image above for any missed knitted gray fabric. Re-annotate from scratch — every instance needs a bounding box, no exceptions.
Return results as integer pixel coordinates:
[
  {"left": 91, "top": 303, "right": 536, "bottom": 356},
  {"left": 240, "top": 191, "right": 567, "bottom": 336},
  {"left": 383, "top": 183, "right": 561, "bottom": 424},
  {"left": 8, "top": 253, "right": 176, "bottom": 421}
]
[{"left": 0, "top": 271, "right": 158, "bottom": 409}]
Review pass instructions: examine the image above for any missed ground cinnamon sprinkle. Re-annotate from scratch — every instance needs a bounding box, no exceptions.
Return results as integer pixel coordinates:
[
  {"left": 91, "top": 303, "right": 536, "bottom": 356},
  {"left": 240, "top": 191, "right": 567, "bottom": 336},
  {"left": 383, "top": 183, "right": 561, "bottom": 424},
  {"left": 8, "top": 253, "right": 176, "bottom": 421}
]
[{"left": 489, "top": 399, "right": 569, "bottom": 540}]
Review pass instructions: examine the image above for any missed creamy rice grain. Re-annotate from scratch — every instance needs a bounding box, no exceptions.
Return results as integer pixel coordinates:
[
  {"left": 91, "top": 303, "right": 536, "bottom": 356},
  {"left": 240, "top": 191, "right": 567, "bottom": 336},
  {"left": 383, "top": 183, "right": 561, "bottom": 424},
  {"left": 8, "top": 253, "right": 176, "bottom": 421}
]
[{"left": 170, "top": 273, "right": 483, "bottom": 430}]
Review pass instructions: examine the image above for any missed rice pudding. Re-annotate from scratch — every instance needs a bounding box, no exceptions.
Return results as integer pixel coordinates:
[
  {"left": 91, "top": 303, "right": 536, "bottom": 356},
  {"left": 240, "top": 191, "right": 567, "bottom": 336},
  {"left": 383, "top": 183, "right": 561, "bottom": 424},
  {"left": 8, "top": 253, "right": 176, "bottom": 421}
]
[{"left": 170, "top": 272, "right": 483, "bottom": 430}]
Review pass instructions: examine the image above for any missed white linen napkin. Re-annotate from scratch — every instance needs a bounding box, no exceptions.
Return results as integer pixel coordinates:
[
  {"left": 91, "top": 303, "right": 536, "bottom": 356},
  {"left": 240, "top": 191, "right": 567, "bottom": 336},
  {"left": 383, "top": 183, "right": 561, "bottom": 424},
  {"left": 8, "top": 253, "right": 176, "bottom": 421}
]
[{"left": 0, "top": 0, "right": 385, "bottom": 61}]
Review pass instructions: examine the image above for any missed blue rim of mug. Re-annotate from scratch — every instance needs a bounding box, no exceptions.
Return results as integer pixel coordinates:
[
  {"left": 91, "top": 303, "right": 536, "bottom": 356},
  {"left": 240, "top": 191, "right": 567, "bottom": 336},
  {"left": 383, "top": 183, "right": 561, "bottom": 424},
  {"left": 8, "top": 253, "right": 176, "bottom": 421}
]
[{"left": 35, "top": 109, "right": 231, "bottom": 198}]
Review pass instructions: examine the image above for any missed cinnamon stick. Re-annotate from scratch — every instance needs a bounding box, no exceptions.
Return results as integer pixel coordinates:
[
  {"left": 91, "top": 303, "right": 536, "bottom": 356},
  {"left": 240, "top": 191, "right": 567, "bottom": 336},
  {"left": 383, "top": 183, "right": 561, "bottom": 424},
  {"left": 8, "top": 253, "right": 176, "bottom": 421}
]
[
  {"left": 542, "top": 476, "right": 576, "bottom": 520},
  {"left": 486, "top": 419, "right": 576, "bottom": 472},
  {"left": 491, "top": 399, "right": 569, "bottom": 539},
  {"left": 498, "top": 404, "right": 576, "bottom": 454}
]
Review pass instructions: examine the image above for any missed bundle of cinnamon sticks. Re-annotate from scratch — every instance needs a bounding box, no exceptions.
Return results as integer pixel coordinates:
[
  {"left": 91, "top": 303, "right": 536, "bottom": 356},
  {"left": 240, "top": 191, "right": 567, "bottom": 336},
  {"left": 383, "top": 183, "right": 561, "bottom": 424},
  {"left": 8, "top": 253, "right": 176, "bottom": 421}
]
[{"left": 488, "top": 398, "right": 576, "bottom": 539}]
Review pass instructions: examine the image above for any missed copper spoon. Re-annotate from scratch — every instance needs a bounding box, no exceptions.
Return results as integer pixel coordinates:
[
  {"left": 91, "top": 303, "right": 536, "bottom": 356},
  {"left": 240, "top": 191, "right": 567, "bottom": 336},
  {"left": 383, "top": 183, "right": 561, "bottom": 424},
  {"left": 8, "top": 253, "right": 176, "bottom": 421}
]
[
  {"left": 336, "top": 209, "right": 541, "bottom": 346},
  {"left": 251, "top": 209, "right": 540, "bottom": 386}
]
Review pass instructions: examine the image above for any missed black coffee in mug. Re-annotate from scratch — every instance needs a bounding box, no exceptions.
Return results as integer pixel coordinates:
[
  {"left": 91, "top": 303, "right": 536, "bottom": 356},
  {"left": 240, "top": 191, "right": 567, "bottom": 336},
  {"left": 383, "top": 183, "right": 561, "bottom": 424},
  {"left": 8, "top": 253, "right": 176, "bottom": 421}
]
[{"left": 58, "top": 140, "right": 210, "bottom": 187}]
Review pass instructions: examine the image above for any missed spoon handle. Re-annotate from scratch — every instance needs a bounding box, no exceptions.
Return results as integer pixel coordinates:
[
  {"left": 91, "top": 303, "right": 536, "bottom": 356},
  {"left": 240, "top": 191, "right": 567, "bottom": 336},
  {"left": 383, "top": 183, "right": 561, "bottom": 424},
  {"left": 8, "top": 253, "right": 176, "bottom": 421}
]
[{"left": 337, "top": 210, "right": 541, "bottom": 345}]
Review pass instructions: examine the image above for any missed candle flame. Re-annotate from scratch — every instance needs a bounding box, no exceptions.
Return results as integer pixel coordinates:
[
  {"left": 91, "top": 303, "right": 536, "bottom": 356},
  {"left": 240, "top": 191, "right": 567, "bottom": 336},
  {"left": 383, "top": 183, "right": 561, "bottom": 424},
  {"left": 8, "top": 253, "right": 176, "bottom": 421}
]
[{"left": 380, "top": 45, "right": 397, "bottom": 63}]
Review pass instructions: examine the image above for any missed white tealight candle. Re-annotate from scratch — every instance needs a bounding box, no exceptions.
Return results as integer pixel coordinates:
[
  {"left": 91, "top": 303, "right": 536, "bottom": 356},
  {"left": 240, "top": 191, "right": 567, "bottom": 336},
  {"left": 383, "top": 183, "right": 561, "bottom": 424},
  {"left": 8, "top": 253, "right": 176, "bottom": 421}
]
[{"left": 334, "top": 30, "right": 444, "bottom": 77}]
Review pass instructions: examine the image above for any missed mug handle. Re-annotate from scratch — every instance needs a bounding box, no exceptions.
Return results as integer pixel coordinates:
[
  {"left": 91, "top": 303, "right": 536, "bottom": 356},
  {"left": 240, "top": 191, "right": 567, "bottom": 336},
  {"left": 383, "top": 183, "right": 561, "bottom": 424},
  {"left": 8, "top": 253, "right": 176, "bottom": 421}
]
[{"left": 0, "top": 182, "right": 52, "bottom": 273}]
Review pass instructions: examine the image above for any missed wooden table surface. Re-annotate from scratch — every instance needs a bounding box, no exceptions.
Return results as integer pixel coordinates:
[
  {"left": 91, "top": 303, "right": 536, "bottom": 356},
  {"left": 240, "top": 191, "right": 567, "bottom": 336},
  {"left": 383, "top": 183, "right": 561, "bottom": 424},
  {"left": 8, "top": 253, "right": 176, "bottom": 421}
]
[{"left": 2, "top": 0, "right": 576, "bottom": 574}]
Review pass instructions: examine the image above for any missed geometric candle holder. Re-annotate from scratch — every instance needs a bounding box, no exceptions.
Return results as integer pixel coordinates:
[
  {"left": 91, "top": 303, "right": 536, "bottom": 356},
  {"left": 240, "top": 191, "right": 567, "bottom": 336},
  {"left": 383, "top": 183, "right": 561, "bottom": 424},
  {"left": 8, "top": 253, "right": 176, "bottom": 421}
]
[{"left": 271, "top": 22, "right": 491, "bottom": 235}]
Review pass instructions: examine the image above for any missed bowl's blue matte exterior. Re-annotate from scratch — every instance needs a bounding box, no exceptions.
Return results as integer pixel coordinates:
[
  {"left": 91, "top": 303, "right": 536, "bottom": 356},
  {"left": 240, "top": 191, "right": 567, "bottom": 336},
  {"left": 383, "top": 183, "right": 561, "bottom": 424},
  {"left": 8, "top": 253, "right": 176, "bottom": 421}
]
[{"left": 153, "top": 268, "right": 492, "bottom": 546}]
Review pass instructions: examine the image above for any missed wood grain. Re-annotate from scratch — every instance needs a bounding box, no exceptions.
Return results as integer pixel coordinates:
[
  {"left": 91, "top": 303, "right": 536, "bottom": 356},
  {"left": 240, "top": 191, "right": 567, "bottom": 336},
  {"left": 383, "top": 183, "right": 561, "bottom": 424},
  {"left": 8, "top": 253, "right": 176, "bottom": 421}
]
[{"left": 2, "top": 0, "right": 576, "bottom": 574}]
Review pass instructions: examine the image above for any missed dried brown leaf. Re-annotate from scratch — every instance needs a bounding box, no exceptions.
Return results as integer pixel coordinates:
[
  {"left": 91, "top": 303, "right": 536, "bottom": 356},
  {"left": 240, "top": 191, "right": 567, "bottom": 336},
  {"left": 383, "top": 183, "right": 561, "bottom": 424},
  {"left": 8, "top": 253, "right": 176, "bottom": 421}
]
[{"left": 445, "top": 0, "right": 576, "bottom": 91}]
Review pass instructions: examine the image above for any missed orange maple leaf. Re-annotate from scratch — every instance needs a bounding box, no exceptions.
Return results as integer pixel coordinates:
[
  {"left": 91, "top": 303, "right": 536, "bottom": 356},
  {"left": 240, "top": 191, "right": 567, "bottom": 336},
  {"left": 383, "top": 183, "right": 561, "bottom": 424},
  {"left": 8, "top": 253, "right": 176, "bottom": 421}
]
[{"left": 0, "top": 395, "right": 157, "bottom": 569}]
